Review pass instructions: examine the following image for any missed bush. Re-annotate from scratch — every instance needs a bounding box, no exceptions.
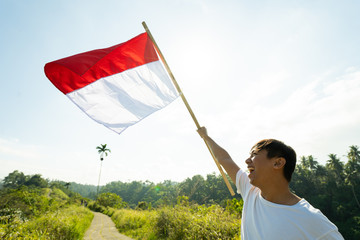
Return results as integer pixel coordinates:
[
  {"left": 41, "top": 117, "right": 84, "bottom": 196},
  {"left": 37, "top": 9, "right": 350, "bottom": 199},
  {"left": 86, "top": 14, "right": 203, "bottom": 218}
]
[
  {"left": 0, "top": 187, "right": 53, "bottom": 217},
  {"left": 0, "top": 205, "right": 93, "bottom": 239},
  {"left": 103, "top": 207, "right": 116, "bottom": 217},
  {"left": 87, "top": 201, "right": 107, "bottom": 213},
  {"left": 106, "top": 203, "right": 241, "bottom": 240},
  {"left": 0, "top": 208, "right": 26, "bottom": 224},
  {"left": 225, "top": 198, "right": 243, "bottom": 216},
  {"left": 156, "top": 204, "right": 240, "bottom": 240},
  {"left": 111, "top": 208, "right": 157, "bottom": 239},
  {"left": 96, "top": 192, "right": 126, "bottom": 208}
]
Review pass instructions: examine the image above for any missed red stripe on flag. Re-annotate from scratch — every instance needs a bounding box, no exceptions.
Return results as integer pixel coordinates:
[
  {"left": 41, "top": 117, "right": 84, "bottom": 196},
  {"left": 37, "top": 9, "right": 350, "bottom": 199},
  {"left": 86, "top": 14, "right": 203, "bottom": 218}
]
[{"left": 44, "top": 32, "right": 159, "bottom": 94}]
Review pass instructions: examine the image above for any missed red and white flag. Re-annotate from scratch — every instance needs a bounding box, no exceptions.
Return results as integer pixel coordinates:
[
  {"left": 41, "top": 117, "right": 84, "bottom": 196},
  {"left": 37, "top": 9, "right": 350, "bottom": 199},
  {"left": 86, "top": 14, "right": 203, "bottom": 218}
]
[{"left": 44, "top": 33, "right": 179, "bottom": 134}]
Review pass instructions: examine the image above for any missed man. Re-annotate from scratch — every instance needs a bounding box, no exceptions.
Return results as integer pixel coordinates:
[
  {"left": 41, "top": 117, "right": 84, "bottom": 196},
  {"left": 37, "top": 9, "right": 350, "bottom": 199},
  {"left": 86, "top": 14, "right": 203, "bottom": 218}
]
[{"left": 197, "top": 127, "right": 344, "bottom": 240}]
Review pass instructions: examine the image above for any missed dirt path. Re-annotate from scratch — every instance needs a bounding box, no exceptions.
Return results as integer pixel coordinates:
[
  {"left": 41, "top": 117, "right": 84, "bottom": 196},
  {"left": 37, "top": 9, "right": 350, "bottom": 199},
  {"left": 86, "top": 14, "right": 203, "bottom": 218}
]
[{"left": 83, "top": 212, "right": 134, "bottom": 240}]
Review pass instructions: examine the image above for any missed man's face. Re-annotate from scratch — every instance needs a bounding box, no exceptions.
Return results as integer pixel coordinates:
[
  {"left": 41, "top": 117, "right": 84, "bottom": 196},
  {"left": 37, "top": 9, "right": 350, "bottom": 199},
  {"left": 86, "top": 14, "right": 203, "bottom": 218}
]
[{"left": 246, "top": 149, "right": 274, "bottom": 187}]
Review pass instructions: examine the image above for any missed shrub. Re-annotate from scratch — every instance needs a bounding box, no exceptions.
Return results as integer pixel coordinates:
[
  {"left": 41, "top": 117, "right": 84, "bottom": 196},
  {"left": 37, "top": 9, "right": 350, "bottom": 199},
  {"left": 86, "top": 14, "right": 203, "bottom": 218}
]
[
  {"left": 0, "top": 208, "right": 26, "bottom": 224},
  {"left": 107, "top": 203, "right": 241, "bottom": 240},
  {"left": 0, "top": 205, "right": 93, "bottom": 240},
  {"left": 155, "top": 204, "right": 240, "bottom": 240},
  {"left": 225, "top": 198, "right": 243, "bottom": 216},
  {"left": 87, "top": 201, "right": 106, "bottom": 213},
  {"left": 111, "top": 208, "right": 157, "bottom": 239},
  {"left": 96, "top": 192, "right": 126, "bottom": 208},
  {"left": 0, "top": 187, "right": 52, "bottom": 217}
]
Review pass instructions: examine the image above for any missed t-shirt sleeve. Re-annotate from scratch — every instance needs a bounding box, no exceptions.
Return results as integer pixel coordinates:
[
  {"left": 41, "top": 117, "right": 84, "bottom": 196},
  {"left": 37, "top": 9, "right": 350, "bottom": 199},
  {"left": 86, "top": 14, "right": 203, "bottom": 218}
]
[
  {"left": 318, "top": 229, "right": 344, "bottom": 240},
  {"left": 235, "top": 168, "right": 252, "bottom": 199}
]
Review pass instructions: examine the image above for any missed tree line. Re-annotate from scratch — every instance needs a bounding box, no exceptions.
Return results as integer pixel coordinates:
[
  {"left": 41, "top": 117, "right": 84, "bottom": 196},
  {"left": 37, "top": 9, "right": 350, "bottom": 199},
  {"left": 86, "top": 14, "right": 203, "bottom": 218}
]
[
  {"left": 1, "top": 145, "right": 359, "bottom": 239},
  {"left": 290, "top": 146, "right": 360, "bottom": 239},
  {"left": 96, "top": 145, "right": 360, "bottom": 239},
  {"left": 0, "top": 176, "right": 92, "bottom": 239}
]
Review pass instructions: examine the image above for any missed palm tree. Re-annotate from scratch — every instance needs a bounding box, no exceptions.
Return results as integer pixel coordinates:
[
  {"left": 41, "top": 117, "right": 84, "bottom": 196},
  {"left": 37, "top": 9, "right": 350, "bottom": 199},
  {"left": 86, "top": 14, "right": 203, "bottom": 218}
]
[
  {"left": 300, "top": 155, "right": 318, "bottom": 171},
  {"left": 96, "top": 144, "right": 111, "bottom": 196},
  {"left": 326, "top": 154, "right": 344, "bottom": 183},
  {"left": 345, "top": 170, "right": 360, "bottom": 210},
  {"left": 347, "top": 145, "right": 360, "bottom": 167},
  {"left": 307, "top": 155, "right": 318, "bottom": 171},
  {"left": 345, "top": 145, "right": 360, "bottom": 210}
]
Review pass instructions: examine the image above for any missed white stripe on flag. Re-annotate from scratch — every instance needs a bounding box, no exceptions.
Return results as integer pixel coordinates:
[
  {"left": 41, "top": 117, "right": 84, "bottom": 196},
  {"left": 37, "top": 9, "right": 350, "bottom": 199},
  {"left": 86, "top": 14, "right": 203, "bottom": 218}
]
[{"left": 66, "top": 60, "right": 178, "bottom": 134}]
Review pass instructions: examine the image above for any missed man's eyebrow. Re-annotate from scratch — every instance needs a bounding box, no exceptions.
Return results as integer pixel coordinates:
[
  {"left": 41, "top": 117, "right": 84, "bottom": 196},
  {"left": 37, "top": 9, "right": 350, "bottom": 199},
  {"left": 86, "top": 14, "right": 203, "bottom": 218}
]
[{"left": 250, "top": 149, "right": 259, "bottom": 155}]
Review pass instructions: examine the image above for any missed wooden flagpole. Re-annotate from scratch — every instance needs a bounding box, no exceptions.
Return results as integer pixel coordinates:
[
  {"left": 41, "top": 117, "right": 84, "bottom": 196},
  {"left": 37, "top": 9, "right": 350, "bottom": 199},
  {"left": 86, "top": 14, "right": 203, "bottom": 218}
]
[{"left": 142, "top": 21, "right": 235, "bottom": 196}]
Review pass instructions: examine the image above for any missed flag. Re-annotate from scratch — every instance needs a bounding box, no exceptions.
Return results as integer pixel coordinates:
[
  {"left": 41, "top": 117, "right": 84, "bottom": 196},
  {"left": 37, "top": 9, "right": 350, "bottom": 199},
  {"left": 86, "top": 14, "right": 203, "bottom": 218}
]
[{"left": 44, "top": 33, "right": 179, "bottom": 134}]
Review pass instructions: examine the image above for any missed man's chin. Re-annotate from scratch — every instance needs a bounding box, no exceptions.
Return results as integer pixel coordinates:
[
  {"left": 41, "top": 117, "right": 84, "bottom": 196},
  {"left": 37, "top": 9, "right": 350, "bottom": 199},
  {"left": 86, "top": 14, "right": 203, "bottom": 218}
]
[{"left": 248, "top": 177, "right": 257, "bottom": 187}]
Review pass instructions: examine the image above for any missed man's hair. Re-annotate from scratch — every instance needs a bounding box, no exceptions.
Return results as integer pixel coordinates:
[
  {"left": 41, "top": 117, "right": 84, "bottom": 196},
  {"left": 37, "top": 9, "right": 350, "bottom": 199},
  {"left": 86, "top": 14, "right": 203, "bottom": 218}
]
[{"left": 250, "top": 139, "right": 297, "bottom": 182}]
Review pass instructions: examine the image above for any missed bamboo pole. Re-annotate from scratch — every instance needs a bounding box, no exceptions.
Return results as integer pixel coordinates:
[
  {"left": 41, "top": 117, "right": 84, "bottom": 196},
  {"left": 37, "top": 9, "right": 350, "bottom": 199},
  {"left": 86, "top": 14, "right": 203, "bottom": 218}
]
[{"left": 142, "top": 21, "right": 235, "bottom": 196}]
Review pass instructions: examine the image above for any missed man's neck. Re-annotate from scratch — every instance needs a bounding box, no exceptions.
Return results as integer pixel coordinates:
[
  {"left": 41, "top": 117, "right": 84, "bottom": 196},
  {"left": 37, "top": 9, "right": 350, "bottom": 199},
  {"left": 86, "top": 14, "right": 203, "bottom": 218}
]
[{"left": 259, "top": 181, "right": 301, "bottom": 206}]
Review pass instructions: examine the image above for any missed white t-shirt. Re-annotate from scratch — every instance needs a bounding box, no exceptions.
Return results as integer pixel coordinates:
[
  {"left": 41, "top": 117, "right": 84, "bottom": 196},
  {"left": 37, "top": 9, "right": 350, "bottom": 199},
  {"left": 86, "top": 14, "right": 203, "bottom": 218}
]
[{"left": 236, "top": 169, "right": 344, "bottom": 240}]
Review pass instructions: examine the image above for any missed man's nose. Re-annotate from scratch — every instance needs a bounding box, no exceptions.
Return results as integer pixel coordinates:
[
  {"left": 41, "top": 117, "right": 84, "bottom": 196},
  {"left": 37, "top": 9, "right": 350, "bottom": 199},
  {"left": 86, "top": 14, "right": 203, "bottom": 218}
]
[{"left": 245, "top": 157, "right": 252, "bottom": 164}]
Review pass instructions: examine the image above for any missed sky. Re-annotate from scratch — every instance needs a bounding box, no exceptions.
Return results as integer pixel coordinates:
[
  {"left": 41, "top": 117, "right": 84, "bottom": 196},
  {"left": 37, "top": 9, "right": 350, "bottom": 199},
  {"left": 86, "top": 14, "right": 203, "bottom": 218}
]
[{"left": 1, "top": 0, "right": 360, "bottom": 186}]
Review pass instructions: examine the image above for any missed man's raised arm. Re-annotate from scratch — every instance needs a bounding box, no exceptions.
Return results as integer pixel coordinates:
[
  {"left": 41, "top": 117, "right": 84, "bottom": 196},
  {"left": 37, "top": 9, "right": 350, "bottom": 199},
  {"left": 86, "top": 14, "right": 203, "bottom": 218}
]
[{"left": 197, "top": 127, "right": 240, "bottom": 183}]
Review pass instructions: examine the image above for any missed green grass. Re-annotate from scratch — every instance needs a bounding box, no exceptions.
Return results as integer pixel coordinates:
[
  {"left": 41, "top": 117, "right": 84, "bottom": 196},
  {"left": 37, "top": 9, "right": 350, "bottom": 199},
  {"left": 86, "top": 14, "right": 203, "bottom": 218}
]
[
  {"left": 108, "top": 204, "right": 241, "bottom": 240},
  {"left": 112, "top": 208, "right": 158, "bottom": 239},
  {"left": 0, "top": 205, "right": 93, "bottom": 240}
]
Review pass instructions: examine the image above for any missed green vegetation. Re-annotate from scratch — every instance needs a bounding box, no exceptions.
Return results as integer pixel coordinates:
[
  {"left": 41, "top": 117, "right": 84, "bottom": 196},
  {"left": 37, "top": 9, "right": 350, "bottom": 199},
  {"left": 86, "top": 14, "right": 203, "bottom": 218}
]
[
  {"left": 98, "top": 174, "right": 239, "bottom": 208},
  {"left": 93, "top": 145, "right": 359, "bottom": 239},
  {"left": 0, "top": 145, "right": 359, "bottom": 239},
  {"left": 0, "top": 172, "right": 93, "bottom": 239},
  {"left": 0, "top": 205, "right": 93, "bottom": 239},
  {"left": 290, "top": 145, "right": 360, "bottom": 239},
  {"left": 89, "top": 196, "right": 241, "bottom": 240},
  {"left": 96, "top": 143, "right": 111, "bottom": 195}
]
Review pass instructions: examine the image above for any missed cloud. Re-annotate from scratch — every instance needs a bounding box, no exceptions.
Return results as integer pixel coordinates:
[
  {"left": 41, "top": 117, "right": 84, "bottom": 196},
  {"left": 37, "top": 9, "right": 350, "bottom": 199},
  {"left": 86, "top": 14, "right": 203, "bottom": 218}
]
[
  {"left": 285, "top": 67, "right": 360, "bottom": 133},
  {"left": 205, "top": 66, "right": 360, "bottom": 166}
]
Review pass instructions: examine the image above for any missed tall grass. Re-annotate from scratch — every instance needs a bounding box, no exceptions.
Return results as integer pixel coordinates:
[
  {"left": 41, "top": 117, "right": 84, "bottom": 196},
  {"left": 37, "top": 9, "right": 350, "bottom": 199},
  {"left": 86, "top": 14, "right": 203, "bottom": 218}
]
[
  {"left": 112, "top": 208, "right": 158, "bottom": 239},
  {"left": 0, "top": 205, "right": 93, "bottom": 239},
  {"left": 108, "top": 204, "right": 241, "bottom": 240}
]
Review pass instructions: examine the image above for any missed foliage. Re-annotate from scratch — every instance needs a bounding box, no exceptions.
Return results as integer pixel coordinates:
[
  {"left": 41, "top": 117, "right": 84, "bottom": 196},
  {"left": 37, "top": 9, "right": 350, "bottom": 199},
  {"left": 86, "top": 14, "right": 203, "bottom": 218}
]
[
  {"left": 0, "top": 172, "right": 92, "bottom": 239},
  {"left": 87, "top": 201, "right": 107, "bottom": 213},
  {"left": 90, "top": 194, "right": 240, "bottom": 239},
  {"left": 94, "top": 145, "right": 359, "bottom": 239},
  {"left": 136, "top": 201, "right": 150, "bottom": 210},
  {"left": 3, "top": 170, "right": 48, "bottom": 189},
  {"left": 96, "top": 192, "right": 127, "bottom": 208},
  {"left": 51, "top": 180, "right": 97, "bottom": 199},
  {"left": 0, "top": 207, "right": 26, "bottom": 224},
  {"left": 1, "top": 144, "right": 359, "bottom": 239},
  {"left": 0, "top": 187, "right": 53, "bottom": 217},
  {"left": 225, "top": 198, "right": 243, "bottom": 216},
  {"left": 155, "top": 204, "right": 240, "bottom": 240},
  {"left": 96, "top": 143, "right": 111, "bottom": 160},
  {"left": 0, "top": 205, "right": 93, "bottom": 239},
  {"left": 290, "top": 145, "right": 360, "bottom": 240},
  {"left": 96, "top": 143, "right": 111, "bottom": 196},
  {"left": 99, "top": 173, "right": 240, "bottom": 208},
  {"left": 112, "top": 208, "right": 157, "bottom": 239},
  {"left": 108, "top": 202, "right": 241, "bottom": 240}
]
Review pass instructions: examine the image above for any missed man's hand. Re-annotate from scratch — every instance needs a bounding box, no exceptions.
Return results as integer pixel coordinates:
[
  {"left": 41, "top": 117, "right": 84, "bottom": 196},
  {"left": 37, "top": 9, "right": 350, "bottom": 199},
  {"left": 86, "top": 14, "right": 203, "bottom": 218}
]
[
  {"left": 197, "top": 126, "right": 208, "bottom": 139},
  {"left": 196, "top": 126, "right": 240, "bottom": 184}
]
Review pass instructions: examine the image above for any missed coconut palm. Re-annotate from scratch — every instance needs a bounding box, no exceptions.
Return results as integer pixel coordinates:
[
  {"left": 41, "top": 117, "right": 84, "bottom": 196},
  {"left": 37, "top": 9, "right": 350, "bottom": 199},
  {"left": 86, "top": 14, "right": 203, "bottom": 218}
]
[
  {"left": 97, "top": 144, "right": 111, "bottom": 161},
  {"left": 345, "top": 145, "right": 360, "bottom": 209},
  {"left": 96, "top": 144, "right": 111, "bottom": 196},
  {"left": 326, "top": 154, "right": 344, "bottom": 183},
  {"left": 307, "top": 155, "right": 318, "bottom": 171}
]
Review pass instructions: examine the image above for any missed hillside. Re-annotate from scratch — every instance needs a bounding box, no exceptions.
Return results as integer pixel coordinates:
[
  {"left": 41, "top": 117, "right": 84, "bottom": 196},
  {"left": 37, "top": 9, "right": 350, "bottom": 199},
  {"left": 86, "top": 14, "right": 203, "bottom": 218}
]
[{"left": 1, "top": 144, "right": 359, "bottom": 239}]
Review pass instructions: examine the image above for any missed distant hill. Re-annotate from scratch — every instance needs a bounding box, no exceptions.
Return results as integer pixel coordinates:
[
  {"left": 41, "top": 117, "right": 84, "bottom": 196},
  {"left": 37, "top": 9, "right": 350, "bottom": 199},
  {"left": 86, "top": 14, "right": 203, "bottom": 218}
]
[{"left": 50, "top": 180, "right": 97, "bottom": 199}]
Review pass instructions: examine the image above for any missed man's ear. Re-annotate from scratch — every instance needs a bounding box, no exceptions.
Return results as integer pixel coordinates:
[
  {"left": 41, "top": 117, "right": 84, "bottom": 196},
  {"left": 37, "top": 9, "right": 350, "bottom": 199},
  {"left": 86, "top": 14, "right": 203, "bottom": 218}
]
[{"left": 273, "top": 157, "right": 286, "bottom": 169}]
